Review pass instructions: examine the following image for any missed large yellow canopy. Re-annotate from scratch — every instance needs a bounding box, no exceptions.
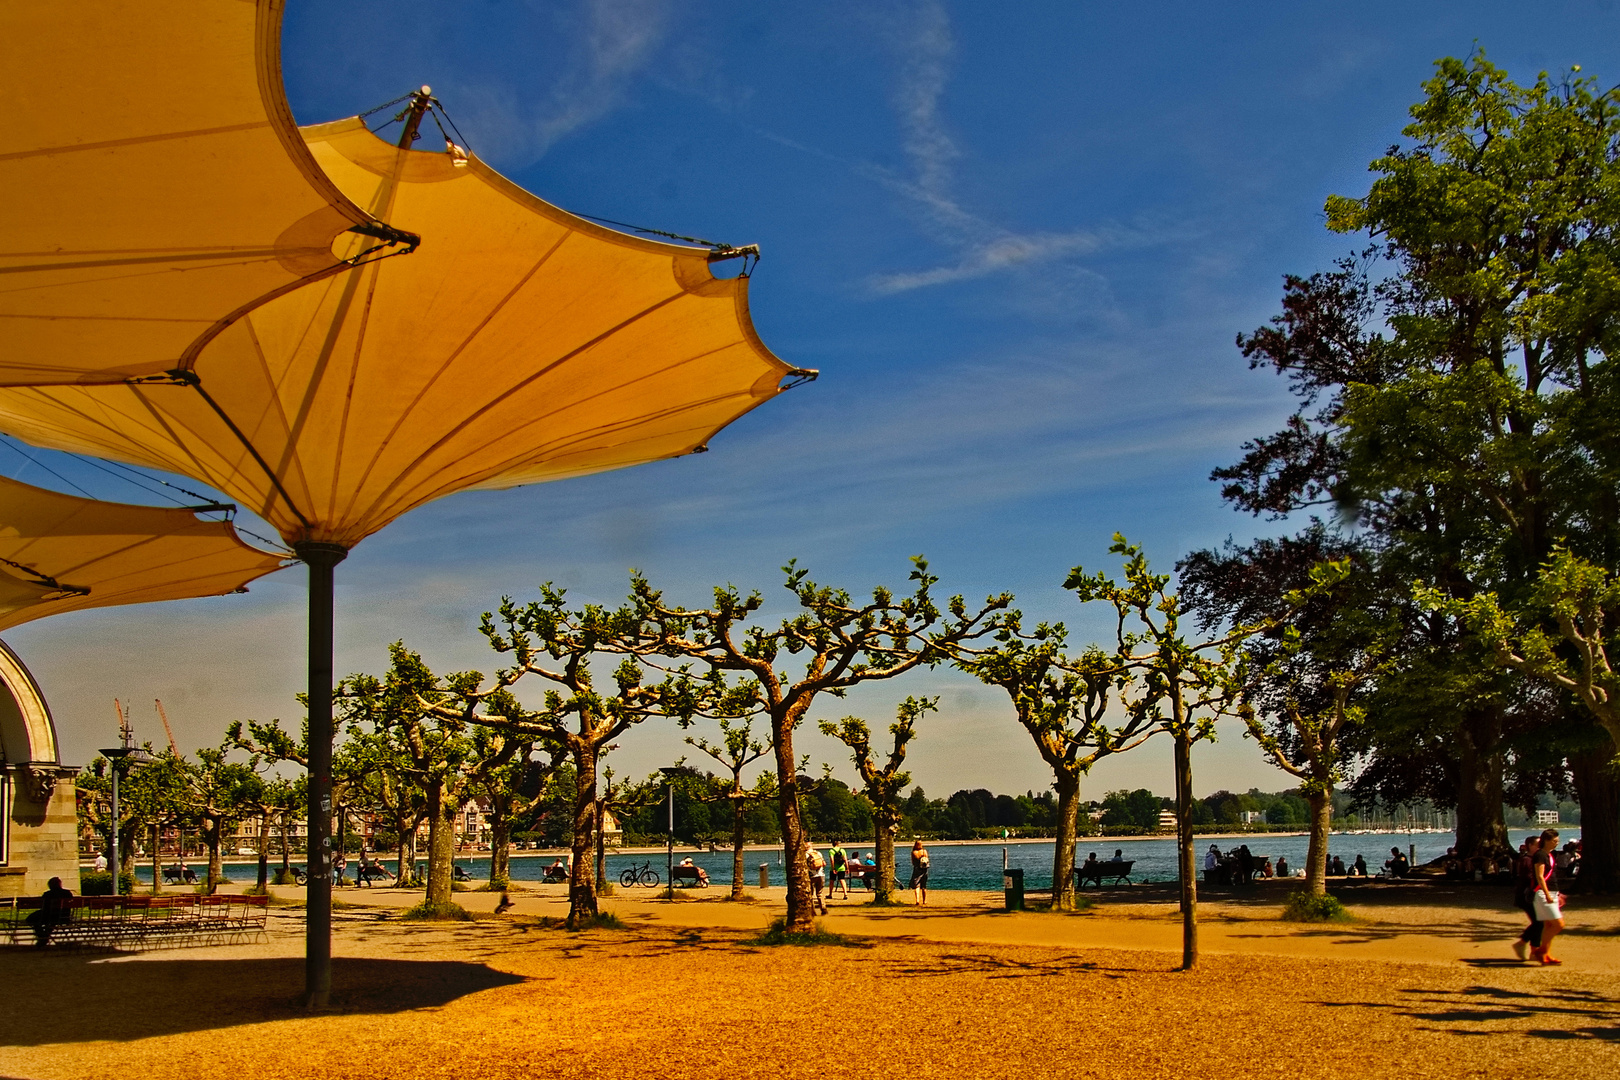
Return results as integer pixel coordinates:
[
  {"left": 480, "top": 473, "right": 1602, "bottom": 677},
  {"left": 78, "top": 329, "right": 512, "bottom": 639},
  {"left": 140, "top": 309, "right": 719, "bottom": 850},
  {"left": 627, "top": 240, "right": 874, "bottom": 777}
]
[
  {"left": 0, "top": 475, "right": 287, "bottom": 633},
  {"left": 0, "top": 0, "right": 399, "bottom": 387},
  {"left": 0, "top": 119, "right": 808, "bottom": 548}
]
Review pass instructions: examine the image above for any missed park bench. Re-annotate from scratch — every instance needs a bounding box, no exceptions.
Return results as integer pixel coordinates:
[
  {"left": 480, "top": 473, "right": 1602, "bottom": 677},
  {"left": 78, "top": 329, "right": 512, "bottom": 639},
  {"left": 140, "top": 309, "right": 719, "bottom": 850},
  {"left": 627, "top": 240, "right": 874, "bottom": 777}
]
[
  {"left": 1075, "top": 859, "right": 1134, "bottom": 888},
  {"left": 672, "top": 865, "right": 709, "bottom": 887},
  {"left": 1, "top": 893, "right": 268, "bottom": 951},
  {"left": 161, "top": 866, "right": 199, "bottom": 886}
]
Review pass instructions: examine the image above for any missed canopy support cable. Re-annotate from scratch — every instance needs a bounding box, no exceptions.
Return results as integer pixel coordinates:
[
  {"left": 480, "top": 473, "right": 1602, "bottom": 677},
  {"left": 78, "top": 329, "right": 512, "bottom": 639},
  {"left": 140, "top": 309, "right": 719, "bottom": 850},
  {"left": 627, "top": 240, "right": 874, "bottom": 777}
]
[
  {"left": 155, "top": 370, "right": 314, "bottom": 534},
  {"left": 0, "top": 554, "right": 87, "bottom": 597}
]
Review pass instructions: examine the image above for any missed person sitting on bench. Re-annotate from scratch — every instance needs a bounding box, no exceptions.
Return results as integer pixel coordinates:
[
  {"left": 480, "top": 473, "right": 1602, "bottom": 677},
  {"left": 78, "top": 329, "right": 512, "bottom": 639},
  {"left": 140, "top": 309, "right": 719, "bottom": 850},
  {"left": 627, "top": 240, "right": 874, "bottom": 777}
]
[
  {"left": 26, "top": 877, "right": 73, "bottom": 947},
  {"left": 678, "top": 858, "right": 710, "bottom": 885}
]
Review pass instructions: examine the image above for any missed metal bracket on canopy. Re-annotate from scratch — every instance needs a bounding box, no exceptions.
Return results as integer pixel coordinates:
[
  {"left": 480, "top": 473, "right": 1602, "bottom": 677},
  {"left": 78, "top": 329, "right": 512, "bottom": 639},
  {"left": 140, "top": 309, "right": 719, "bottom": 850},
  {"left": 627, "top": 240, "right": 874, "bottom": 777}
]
[
  {"left": 0, "top": 554, "right": 88, "bottom": 598},
  {"left": 347, "top": 221, "right": 422, "bottom": 254},
  {"left": 779, "top": 368, "right": 819, "bottom": 391}
]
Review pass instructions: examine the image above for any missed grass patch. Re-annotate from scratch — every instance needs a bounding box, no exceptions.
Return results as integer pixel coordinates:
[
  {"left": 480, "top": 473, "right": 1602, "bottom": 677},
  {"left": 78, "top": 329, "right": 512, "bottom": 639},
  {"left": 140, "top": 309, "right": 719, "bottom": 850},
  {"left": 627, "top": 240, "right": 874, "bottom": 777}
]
[
  {"left": 747, "top": 917, "right": 851, "bottom": 947},
  {"left": 400, "top": 899, "right": 473, "bottom": 921},
  {"left": 520, "top": 910, "right": 625, "bottom": 932},
  {"left": 451, "top": 881, "right": 471, "bottom": 893},
  {"left": 1282, "top": 889, "right": 1352, "bottom": 923}
]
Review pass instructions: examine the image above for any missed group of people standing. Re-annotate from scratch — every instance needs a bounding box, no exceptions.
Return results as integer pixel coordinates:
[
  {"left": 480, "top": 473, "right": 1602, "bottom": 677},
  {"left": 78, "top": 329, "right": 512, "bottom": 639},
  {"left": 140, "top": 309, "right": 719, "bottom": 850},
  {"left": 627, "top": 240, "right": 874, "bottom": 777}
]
[{"left": 804, "top": 839, "right": 931, "bottom": 913}]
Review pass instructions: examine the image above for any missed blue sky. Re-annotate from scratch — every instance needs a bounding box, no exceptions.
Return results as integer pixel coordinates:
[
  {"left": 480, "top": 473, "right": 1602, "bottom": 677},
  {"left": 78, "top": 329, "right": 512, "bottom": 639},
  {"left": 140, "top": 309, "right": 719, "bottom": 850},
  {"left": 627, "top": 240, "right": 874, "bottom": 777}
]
[{"left": 8, "top": 1, "right": 1619, "bottom": 800}]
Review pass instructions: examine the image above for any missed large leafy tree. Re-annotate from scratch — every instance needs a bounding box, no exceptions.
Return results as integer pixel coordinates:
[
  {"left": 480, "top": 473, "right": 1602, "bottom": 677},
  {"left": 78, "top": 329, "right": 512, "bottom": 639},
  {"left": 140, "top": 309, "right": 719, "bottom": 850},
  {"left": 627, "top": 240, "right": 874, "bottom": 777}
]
[
  {"left": 1216, "top": 55, "right": 1620, "bottom": 860},
  {"left": 1182, "top": 531, "right": 1392, "bottom": 895}
]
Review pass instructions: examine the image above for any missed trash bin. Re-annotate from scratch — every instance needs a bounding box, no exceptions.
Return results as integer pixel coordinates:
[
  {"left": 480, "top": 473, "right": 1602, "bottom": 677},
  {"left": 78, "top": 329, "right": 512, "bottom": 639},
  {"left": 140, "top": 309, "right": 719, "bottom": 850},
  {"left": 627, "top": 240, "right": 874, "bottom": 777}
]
[
  {"left": 1003, "top": 867, "right": 1024, "bottom": 911},
  {"left": 759, "top": 864, "right": 770, "bottom": 889}
]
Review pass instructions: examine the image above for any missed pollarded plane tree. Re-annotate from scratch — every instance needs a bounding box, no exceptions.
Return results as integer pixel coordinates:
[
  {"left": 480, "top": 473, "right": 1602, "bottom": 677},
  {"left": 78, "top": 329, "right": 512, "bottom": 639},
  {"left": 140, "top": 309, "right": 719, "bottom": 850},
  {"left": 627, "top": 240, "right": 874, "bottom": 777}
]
[
  {"left": 1181, "top": 530, "right": 1391, "bottom": 896},
  {"left": 617, "top": 558, "right": 1013, "bottom": 933},
  {"left": 820, "top": 697, "right": 936, "bottom": 905},
  {"left": 335, "top": 727, "right": 429, "bottom": 887},
  {"left": 1069, "top": 536, "right": 1270, "bottom": 969},
  {"left": 687, "top": 714, "right": 776, "bottom": 900},
  {"left": 460, "top": 587, "right": 691, "bottom": 926},
  {"left": 471, "top": 727, "right": 562, "bottom": 890},
  {"left": 230, "top": 717, "right": 361, "bottom": 884},
  {"left": 182, "top": 741, "right": 263, "bottom": 894},
  {"left": 950, "top": 622, "right": 1155, "bottom": 912},
  {"left": 338, "top": 645, "right": 523, "bottom": 912}
]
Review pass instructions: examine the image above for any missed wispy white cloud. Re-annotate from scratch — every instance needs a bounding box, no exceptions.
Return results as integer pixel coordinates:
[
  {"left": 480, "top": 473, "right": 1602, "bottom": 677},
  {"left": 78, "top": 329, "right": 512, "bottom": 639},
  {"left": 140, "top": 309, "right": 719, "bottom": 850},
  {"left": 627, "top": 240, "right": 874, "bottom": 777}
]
[
  {"left": 862, "top": 0, "right": 1110, "bottom": 296},
  {"left": 445, "top": 0, "right": 669, "bottom": 167}
]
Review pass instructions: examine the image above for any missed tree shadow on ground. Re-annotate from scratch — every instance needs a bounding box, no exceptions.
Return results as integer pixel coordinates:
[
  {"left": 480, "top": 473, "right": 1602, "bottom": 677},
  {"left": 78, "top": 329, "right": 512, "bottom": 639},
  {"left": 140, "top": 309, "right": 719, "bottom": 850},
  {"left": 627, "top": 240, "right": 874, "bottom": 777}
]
[
  {"left": 0, "top": 955, "right": 526, "bottom": 1046},
  {"left": 1223, "top": 915, "right": 1520, "bottom": 946},
  {"left": 870, "top": 950, "right": 1151, "bottom": 980},
  {"left": 1317, "top": 984, "right": 1620, "bottom": 1042}
]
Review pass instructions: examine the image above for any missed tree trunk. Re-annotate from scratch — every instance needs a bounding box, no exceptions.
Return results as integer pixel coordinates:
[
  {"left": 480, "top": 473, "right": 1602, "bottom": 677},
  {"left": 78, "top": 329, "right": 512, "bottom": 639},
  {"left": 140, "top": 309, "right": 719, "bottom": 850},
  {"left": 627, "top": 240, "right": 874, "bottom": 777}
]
[
  {"left": 1304, "top": 785, "right": 1332, "bottom": 896},
  {"left": 489, "top": 797, "right": 512, "bottom": 888},
  {"left": 280, "top": 811, "right": 292, "bottom": 877},
  {"left": 1173, "top": 729, "right": 1198, "bottom": 970},
  {"left": 1050, "top": 770, "right": 1081, "bottom": 910},
  {"left": 730, "top": 795, "right": 747, "bottom": 900},
  {"left": 151, "top": 825, "right": 162, "bottom": 896},
  {"left": 203, "top": 815, "right": 223, "bottom": 895},
  {"left": 1454, "top": 705, "right": 1510, "bottom": 859},
  {"left": 566, "top": 743, "right": 599, "bottom": 926},
  {"left": 395, "top": 814, "right": 411, "bottom": 888},
  {"left": 1570, "top": 738, "right": 1620, "bottom": 894},
  {"left": 256, "top": 814, "right": 271, "bottom": 892},
  {"left": 874, "top": 805, "right": 899, "bottom": 905},
  {"left": 774, "top": 722, "right": 813, "bottom": 932},
  {"left": 595, "top": 800, "right": 608, "bottom": 891},
  {"left": 424, "top": 779, "right": 456, "bottom": 907}
]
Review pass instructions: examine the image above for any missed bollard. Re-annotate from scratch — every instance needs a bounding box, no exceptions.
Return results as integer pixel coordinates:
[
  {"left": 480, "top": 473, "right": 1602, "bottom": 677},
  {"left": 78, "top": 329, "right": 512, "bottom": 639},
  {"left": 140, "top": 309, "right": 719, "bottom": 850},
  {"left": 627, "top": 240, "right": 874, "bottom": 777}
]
[
  {"left": 1003, "top": 867, "right": 1024, "bottom": 911},
  {"left": 759, "top": 863, "right": 770, "bottom": 889}
]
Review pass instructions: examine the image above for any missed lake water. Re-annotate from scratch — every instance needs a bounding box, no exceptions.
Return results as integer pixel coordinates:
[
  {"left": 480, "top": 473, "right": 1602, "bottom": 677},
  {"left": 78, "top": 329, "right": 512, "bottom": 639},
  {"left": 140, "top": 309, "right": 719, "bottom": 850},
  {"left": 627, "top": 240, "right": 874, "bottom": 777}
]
[{"left": 128, "top": 829, "right": 1546, "bottom": 889}]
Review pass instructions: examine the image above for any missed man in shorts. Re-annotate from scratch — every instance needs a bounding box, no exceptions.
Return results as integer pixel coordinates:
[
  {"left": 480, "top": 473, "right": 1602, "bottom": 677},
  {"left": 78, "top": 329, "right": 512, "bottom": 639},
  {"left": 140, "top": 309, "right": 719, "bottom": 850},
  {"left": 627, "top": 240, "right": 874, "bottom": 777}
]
[
  {"left": 806, "top": 847, "right": 828, "bottom": 914},
  {"left": 828, "top": 840, "right": 849, "bottom": 899}
]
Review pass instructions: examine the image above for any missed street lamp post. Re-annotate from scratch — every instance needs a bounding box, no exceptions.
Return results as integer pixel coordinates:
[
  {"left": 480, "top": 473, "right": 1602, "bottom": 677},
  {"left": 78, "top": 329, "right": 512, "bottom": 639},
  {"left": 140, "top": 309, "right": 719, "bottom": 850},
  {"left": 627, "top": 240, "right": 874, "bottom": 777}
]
[
  {"left": 99, "top": 746, "right": 154, "bottom": 891},
  {"left": 658, "top": 767, "right": 681, "bottom": 901}
]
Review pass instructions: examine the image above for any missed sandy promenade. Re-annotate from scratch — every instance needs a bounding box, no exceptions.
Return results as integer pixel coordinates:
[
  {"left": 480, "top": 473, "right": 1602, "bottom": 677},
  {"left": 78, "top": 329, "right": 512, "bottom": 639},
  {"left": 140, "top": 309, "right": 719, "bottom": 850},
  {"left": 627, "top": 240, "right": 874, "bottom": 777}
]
[{"left": 3, "top": 883, "right": 1616, "bottom": 1079}]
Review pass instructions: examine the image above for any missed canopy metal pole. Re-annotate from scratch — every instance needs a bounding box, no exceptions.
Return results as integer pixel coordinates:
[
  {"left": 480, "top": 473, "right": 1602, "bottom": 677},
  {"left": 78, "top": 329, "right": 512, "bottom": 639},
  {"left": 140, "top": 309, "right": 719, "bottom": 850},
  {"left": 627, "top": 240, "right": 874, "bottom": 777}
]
[{"left": 297, "top": 542, "right": 347, "bottom": 1008}]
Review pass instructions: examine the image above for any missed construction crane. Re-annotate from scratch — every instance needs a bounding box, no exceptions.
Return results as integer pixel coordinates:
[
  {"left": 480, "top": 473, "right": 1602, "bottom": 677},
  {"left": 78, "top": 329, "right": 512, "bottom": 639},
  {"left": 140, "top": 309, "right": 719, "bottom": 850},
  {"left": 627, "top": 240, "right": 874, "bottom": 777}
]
[
  {"left": 113, "top": 698, "right": 132, "bottom": 749},
  {"left": 153, "top": 699, "right": 179, "bottom": 756}
]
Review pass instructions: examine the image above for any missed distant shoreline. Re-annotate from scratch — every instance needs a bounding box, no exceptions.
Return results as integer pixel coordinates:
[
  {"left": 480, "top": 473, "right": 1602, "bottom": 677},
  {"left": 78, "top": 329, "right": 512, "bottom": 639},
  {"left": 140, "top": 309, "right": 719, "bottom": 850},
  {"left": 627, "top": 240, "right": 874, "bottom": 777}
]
[{"left": 84, "top": 827, "right": 1482, "bottom": 868}]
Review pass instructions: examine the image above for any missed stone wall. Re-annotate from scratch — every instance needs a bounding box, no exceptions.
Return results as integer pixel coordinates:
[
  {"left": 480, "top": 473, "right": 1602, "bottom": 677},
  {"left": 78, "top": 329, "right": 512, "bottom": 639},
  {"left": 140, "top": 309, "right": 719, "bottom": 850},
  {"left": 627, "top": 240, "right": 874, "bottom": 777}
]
[{"left": 3, "top": 768, "right": 80, "bottom": 896}]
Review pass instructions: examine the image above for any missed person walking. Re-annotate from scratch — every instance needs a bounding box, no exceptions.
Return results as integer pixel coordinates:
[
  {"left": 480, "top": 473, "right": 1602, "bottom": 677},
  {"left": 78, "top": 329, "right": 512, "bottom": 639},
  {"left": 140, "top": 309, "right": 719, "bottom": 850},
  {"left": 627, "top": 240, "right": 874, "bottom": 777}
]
[
  {"left": 1531, "top": 828, "right": 1565, "bottom": 965},
  {"left": 806, "top": 847, "right": 828, "bottom": 915},
  {"left": 1512, "top": 835, "right": 1543, "bottom": 960},
  {"left": 828, "top": 840, "right": 849, "bottom": 900},
  {"left": 909, "top": 840, "right": 930, "bottom": 906}
]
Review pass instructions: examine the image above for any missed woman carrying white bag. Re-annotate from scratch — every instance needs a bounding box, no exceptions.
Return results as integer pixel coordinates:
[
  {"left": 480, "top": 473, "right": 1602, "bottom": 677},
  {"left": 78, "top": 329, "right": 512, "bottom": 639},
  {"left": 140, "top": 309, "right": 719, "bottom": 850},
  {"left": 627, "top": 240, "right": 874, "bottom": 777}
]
[{"left": 1531, "top": 828, "right": 1566, "bottom": 966}]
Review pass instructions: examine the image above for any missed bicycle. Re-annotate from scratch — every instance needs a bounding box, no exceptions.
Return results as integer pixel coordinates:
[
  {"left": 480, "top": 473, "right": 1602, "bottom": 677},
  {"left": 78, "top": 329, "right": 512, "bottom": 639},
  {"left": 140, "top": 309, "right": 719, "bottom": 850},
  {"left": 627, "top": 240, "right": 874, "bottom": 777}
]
[{"left": 619, "top": 861, "right": 661, "bottom": 888}]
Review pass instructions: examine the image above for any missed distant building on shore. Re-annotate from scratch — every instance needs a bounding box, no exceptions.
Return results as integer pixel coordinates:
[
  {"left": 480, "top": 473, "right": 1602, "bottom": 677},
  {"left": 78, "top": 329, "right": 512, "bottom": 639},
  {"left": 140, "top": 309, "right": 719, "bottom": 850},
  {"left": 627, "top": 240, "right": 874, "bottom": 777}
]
[{"left": 1534, "top": 809, "right": 1559, "bottom": 826}]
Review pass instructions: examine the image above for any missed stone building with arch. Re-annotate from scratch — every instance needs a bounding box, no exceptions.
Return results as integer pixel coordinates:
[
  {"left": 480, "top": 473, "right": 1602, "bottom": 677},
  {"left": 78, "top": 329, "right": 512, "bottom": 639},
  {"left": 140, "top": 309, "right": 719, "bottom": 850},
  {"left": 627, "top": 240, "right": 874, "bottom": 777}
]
[{"left": 0, "top": 640, "right": 78, "bottom": 897}]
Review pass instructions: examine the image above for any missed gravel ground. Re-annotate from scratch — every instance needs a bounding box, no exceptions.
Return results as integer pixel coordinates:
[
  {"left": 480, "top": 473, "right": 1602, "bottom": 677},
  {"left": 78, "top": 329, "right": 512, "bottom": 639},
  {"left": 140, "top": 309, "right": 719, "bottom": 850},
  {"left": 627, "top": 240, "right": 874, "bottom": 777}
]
[{"left": 1, "top": 889, "right": 1615, "bottom": 1079}]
